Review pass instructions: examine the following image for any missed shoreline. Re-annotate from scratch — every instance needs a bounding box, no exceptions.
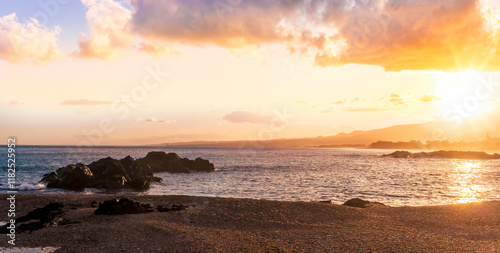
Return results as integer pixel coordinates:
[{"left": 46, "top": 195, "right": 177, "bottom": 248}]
[{"left": 0, "top": 194, "right": 498, "bottom": 252}]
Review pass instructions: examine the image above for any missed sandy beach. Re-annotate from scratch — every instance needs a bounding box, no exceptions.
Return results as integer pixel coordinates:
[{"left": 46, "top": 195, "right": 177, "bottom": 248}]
[{"left": 0, "top": 194, "right": 498, "bottom": 252}]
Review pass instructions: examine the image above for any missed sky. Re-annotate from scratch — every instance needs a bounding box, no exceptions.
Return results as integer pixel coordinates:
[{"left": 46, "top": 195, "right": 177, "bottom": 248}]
[{"left": 1, "top": 0, "right": 500, "bottom": 145}]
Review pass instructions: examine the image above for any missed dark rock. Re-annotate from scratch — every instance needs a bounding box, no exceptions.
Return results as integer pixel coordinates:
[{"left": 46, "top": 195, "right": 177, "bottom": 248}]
[
  {"left": 1, "top": 202, "right": 65, "bottom": 233},
  {"left": 87, "top": 156, "right": 135, "bottom": 188},
  {"left": 137, "top": 152, "right": 188, "bottom": 173},
  {"left": 137, "top": 151, "right": 215, "bottom": 173},
  {"left": 57, "top": 163, "right": 94, "bottom": 190},
  {"left": 171, "top": 204, "right": 188, "bottom": 211},
  {"left": 94, "top": 198, "right": 154, "bottom": 215},
  {"left": 40, "top": 172, "right": 61, "bottom": 188},
  {"left": 157, "top": 205, "right": 170, "bottom": 212},
  {"left": 40, "top": 151, "right": 214, "bottom": 191},
  {"left": 42, "top": 155, "right": 162, "bottom": 190},
  {"left": 178, "top": 157, "right": 216, "bottom": 172},
  {"left": 343, "top": 198, "right": 386, "bottom": 208},
  {"left": 157, "top": 204, "right": 189, "bottom": 212},
  {"left": 151, "top": 176, "right": 163, "bottom": 183},
  {"left": 18, "top": 222, "right": 46, "bottom": 233},
  {"left": 91, "top": 201, "right": 98, "bottom": 208},
  {"left": 16, "top": 202, "right": 64, "bottom": 223},
  {"left": 383, "top": 151, "right": 412, "bottom": 158},
  {"left": 384, "top": 150, "right": 500, "bottom": 159},
  {"left": 128, "top": 177, "right": 151, "bottom": 189}
]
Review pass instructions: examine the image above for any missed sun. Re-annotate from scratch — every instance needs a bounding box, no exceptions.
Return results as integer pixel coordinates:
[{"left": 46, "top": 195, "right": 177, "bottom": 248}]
[{"left": 434, "top": 70, "right": 496, "bottom": 123}]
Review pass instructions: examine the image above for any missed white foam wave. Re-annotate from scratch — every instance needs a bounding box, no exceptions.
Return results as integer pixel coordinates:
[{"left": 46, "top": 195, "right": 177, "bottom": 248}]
[{"left": 18, "top": 183, "right": 46, "bottom": 191}]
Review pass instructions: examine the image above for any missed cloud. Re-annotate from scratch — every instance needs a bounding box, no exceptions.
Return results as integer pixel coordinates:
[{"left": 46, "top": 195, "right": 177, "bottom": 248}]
[
  {"left": 136, "top": 41, "right": 182, "bottom": 56},
  {"left": 315, "top": 0, "right": 500, "bottom": 71},
  {"left": 74, "top": 0, "right": 134, "bottom": 59},
  {"left": 0, "top": 13, "right": 62, "bottom": 64},
  {"left": 10, "top": 0, "right": 494, "bottom": 71},
  {"left": 420, "top": 94, "right": 442, "bottom": 102},
  {"left": 319, "top": 107, "right": 334, "bottom": 113},
  {"left": 125, "top": 0, "right": 500, "bottom": 71},
  {"left": 388, "top": 93, "right": 404, "bottom": 104},
  {"left": 8, "top": 100, "right": 24, "bottom": 105},
  {"left": 130, "top": 0, "right": 298, "bottom": 48},
  {"left": 331, "top": 99, "right": 346, "bottom": 105},
  {"left": 135, "top": 117, "right": 176, "bottom": 123},
  {"left": 222, "top": 111, "right": 271, "bottom": 124},
  {"left": 344, "top": 106, "right": 388, "bottom": 112},
  {"left": 60, "top": 99, "right": 113, "bottom": 106}
]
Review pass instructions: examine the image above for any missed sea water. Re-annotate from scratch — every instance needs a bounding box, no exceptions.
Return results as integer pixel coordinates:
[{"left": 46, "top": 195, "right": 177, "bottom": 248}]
[{"left": 0, "top": 146, "right": 499, "bottom": 206}]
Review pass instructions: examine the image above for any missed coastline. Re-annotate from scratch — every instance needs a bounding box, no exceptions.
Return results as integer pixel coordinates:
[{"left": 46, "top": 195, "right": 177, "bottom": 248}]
[{"left": 0, "top": 194, "right": 498, "bottom": 252}]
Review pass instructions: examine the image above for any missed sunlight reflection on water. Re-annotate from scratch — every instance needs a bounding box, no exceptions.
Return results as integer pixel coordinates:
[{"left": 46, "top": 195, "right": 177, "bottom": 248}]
[{"left": 449, "top": 161, "right": 489, "bottom": 204}]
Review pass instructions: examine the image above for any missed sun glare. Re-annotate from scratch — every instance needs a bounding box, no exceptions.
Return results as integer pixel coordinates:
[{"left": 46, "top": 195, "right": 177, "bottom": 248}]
[{"left": 435, "top": 70, "right": 495, "bottom": 123}]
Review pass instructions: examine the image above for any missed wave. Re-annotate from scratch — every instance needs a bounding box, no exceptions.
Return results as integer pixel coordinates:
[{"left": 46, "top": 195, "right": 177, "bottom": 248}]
[{"left": 17, "top": 183, "right": 46, "bottom": 191}]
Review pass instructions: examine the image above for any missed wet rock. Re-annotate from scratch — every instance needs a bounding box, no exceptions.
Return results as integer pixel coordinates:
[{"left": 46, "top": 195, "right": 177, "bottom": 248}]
[
  {"left": 138, "top": 151, "right": 215, "bottom": 173},
  {"left": 18, "top": 222, "right": 46, "bottom": 233},
  {"left": 157, "top": 205, "right": 170, "bottom": 212},
  {"left": 94, "top": 198, "right": 154, "bottom": 215},
  {"left": 88, "top": 156, "right": 155, "bottom": 189},
  {"left": 138, "top": 152, "right": 188, "bottom": 173},
  {"left": 40, "top": 151, "right": 214, "bottom": 191},
  {"left": 1, "top": 202, "right": 65, "bottom": 233},
  {"left": 171, "top": 204, "right": 188, "bottom": 211},
  {"left": 157, "top": 204, "right": 189, "bottom": 212},
  {"left": 58, "top": 164, "right": 94, "bottom": 190},
  {"left": 40, "top": 172, "right": 60, "bottom": 188},
  {"left": 343, "top": 198, "right": 386, "bottom": 208},
  {"left": 16, "top": 202, "right": 64, "bottom": 223},
  {"left": 42, "top": 156, "right": 162, "bottom": 190}
]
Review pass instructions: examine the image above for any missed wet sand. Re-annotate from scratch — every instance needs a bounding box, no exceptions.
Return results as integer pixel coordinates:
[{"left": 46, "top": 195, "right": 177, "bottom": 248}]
[{"left": 0, "top": 194, "right": 498, "bottom": 252}]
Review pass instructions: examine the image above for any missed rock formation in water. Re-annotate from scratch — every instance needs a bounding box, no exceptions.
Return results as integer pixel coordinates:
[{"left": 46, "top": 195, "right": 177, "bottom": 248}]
[
  {"left": 383, "top": 150, "right": 500, "bottom": 159},
  {"left": 137, "top": 151, "right": 215, "bottom": 173},
  {"left": 40, "top": 151, "right": 215, "bottom": 191}
]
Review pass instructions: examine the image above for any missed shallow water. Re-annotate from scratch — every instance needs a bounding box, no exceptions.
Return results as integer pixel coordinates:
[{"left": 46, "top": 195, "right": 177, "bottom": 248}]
[{"left": 1, "top": 146, "right": 499, "bottom": 206}]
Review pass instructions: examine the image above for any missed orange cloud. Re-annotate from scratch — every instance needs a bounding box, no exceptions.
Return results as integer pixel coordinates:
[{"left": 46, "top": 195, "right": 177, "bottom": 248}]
[
  {"left": 60, "top": 99, "right": 113, "bottom": 106},
  {"left": 11, "top": 0, "right": 494, "bottom": 71},
  {"left": 344, "top": 106, "right": 388, "bottom": 112},
  {"left": 223, "top": 111, "right": 271, "bottom": 124},
  {"left": 127, "top": 0, "right": 500, "bottom": 71},
  {"left": 420, "top": 95, "right": 442, "bottom": 102},
  {"left": 315, "top": 0, "right": 500, "bottom": 71},
  {"left": 0, "top": 13, "right": 61, "bottom": 64},
  {"left": 319, "top": 107, "right": 334, "bottom": 113},
  {"left": 135, "top": 117, "right": 176, "bottom": 124},
  {"left": 331, "top": 99, "right": 346, "bottom": 105},
  {"left": 388, "top": 93, "right": 404, "bottom": 104},
  {"left": 137, "top": 41, "right": 182, "bottom": 57}
]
